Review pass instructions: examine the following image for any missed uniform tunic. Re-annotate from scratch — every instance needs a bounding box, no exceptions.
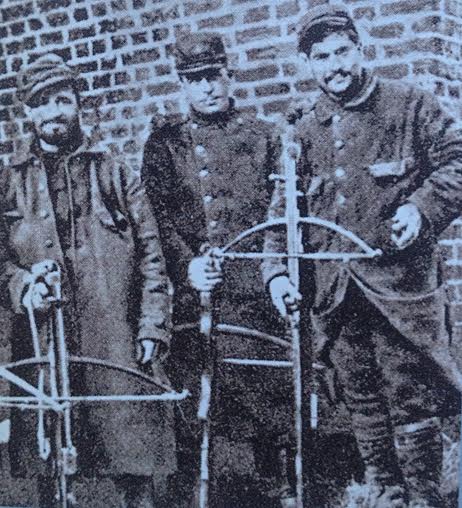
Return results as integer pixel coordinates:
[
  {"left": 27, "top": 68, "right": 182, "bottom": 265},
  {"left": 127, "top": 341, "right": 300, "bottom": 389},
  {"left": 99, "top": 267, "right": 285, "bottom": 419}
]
[
  {"left": 0, "top": 137, "right": 175, "bottom": 479},
  {"left": 142, "top": 104, "right": 291, "bottom": 442},
  {"left": 263, "top": 75, "right": 462, "bottom": 425}
]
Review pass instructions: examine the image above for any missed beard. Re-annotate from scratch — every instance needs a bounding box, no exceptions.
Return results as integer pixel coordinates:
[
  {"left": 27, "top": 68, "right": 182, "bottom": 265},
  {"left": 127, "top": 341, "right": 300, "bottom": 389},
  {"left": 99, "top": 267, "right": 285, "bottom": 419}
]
[{"left": 36, "top": 115, "right": 81, "bottom": 149}]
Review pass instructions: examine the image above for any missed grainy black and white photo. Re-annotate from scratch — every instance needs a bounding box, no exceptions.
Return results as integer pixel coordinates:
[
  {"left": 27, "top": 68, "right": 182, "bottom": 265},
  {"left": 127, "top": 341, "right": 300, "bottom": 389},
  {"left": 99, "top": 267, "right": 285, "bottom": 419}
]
[{"left": 0, "top": 0, "right": 460, "bottom": 507}]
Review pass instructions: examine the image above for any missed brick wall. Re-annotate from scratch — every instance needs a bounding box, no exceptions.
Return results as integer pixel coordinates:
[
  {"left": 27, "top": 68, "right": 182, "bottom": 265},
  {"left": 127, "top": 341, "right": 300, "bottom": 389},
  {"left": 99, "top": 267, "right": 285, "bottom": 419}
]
[{"left": 0, "top": 0, "right": 461, "bottom": 332}]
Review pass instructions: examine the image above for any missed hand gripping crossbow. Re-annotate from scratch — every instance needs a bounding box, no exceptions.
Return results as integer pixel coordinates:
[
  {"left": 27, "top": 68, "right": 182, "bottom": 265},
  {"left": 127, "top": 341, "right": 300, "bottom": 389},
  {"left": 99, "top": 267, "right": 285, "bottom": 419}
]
[
  {"left": 196, "top": 124, "right": 383, "bottom": 508},
  {"left": 0, "top": 263, "right": 188, "bottom": 507}
]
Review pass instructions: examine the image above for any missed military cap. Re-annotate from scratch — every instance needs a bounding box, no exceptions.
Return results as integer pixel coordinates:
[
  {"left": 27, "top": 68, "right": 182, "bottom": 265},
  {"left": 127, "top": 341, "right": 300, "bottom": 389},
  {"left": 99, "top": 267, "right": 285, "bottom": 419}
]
[
  {"left": 17, "top": 53, "right": 84, "bottom": 105},
  {"left": 175, "top": 32, "right": 227, "bottom": 75},
  {"left": 298, "top": 4, "right": 358, "bottom": 54}
]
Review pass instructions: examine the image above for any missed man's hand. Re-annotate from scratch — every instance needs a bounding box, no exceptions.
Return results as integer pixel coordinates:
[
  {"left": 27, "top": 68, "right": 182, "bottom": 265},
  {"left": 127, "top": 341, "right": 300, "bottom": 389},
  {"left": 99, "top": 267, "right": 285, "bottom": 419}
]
[
  {"left": 391, "top": 203, "right": 422, "bottom": 250},
  {"left": 136, "top": 339, "right": 160, "bottom": 365},
  {"left": 188, "top": 253, "right": 222, "bottom": 292},
  {"left": 22, "top": 260, "right": 59, "bottom": 312},
  {"left": 269, "top": 275, "right": 302, "bottom": 318}
]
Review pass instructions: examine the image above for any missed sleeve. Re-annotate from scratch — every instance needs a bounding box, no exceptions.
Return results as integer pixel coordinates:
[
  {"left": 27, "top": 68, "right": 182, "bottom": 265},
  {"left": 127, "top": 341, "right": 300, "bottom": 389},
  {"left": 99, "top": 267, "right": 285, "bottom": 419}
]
[
  {"left": 121, "top": 163, "right": 172, "bottom": 349},
  {"left": 407, "top": 92, "right": 462, "bottom": 236},
  {"left": 141, "top": 127, "right": 196, "bottom": 290}
]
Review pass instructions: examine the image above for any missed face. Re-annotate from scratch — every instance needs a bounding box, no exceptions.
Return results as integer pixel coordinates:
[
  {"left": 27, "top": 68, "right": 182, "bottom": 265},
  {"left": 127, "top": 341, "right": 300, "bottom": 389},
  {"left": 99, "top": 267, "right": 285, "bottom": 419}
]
[
  {"left": 181, "top": 67, "right": 230, "bottom": 115},
  {"left": 25, "top": 84, "right": 80, "bottom": 148},
  {"left": 309, "top": 32, "right": 363, "bottom": 98}
]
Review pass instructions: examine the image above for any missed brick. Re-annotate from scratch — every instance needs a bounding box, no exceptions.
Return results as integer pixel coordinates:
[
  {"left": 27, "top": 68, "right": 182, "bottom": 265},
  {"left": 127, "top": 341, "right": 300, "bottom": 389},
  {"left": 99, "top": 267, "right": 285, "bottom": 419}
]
[
  {"left": 381, "top": 0, "right": 439, "bottom": 16},
  {"left": 384, "top": 37, "right": 445, "bottom": 58},
  {"left": 448, "top": 85, "right": 460, "bottom": 99},
  {"left": 263, "top": 99, "right": 291, "bottom": 115},
  {"left": 124, "top": 140, "right": 141, "bottom": 154},
  {"left": 147, "top": 81, "right": 181, "bottom": 96},
  {"left": 276, "top": 0, "right": 300, "bottom": 19},
  {"left": 112, "top": 35, "right": 127, "bottom": 50},
  {"left": 234, "top": 88, "right": 249, "bottom": 99},
  {"left": 0, "top": 26, "right": 6, "bottom": 38},
  {"left": 141, "top": 6, "right": 179, "bottom": 26},
  {"left": 111, "top": 0, "right": 128, "bottom": 11},
  {"left": 232, "top": 0, "right": 259, "bottom": 4},
  {"left": 294, "top": 79, "right": 318, "bottom": 93},
  {"left": 91, "top": 3, "right": 107, "bottom": 17},
  {"left": 434, "top": 80, "right": 445, "bottom": 96},
  {"left": 136, "top": 68, "right": 150, "bottom": 81},
  {"left": 28, "top": 19, "right": 43, "bottom": 31},
  {"left": 41, "top": 32, "right": 64, "bottom": 46},
  {"left": 74, "top": 61, "right": 98, "bottom": 74},
  {"left": 236, "top": 26, "right": 281, "bottom": 44},
  {"left": 0, "top": 92, "right": 14, "bottom": 106},
  {"left": 364, "top": 45, "right": 377, "bottom": 61},
  {"left": 198, "top": 14, "right": 234, "bottom": 29},
  {"left": 255, "top": 82, "right": 290, "bottom": 97},
  {"left": 1, "top": 2, "right": 34, "bottom": 22},
  {"left": 282, "top": 62, "right": 297, "bottom": 76},
  {"left": 6, "top": 37, "right": 36, "bottom": 56},
  {"left": 413, "top": 59, "right": 454, "bottom": 80},
  {"left": 101, "top": 57, "right": 117, "bottom": 70},
  {"left": 47, "top": 12, "right": 70, "bottom": 27},
  {"left": 235, "top": 64, "right": 279, "bottom": 82},
  {"left": 0, "top": 76, "right": 16, "bottom": 90},
  {"left": 74, "top": 7, "right": 89, "bottom": 21},
  {"left": 37, "top": 0, "right": 72, "bottom": 13},
  {"left": 99, "top": 16, "right": 134, "bottom": 33},
  {"left": 133, "top": 0, "right": 147, "bottom": 8},
  {"left": 376, "top": 63, "right": 409, "bottom": 79},
  {"left": 184, "top": 0, "right": 222, "bottom": 16},
  {"left": 115, "top": 72, "right": 130, "bottom": 85},
  {"left": 445, "top": 0, "right": 462, "bottom": 16},
  {"left": 155, "top": 64, "right": 171, "bottom": 76},
  {"left": 353, "top": 6, "right": 375, "bottom": 20},
  {"left": 152, "top": 28, "right": 169, "bottom": 41},
  {"left": 106, "top": 88, "right": 142, "bottom": 104},
  {"left": 246, "top": 43, "right": 293, "bottom": 61},
  {"left": 10, "top": 22, "right": 25, "bottom": 36},
  {"left": 3, "top": 122, "right": 19, "bottom": 137},
  {"left": 75, "top": 43, "right": 90, "bottom": 58},
  {"left": 0, "top": 109, "right": 10, "bottom": 122},
  {"left": 28, "top": 47, "right": 72, "bottom": 63},
  {"left": 244, "top": 6, "right": 270, "bottom": 24},
  {"left": 93, "top": 74, "right": 111, "bottom": 89},
  {"left": 369, "top": 22, "right": 404, "bottom": 39},
  {"left": 131, "top": 32, "right": 149, "bottom": 45},
  {"left": 69, "top": 25, "right": 96, "bottom": 41},
  {"left": 121, "top": 48, "right": 161, "bottom": 65},
  {"left": 92, "top": 40, "right": 106, "bottom": 55},
  {"left": 0, "top": 141, "right": 13, "bottom": 155}
]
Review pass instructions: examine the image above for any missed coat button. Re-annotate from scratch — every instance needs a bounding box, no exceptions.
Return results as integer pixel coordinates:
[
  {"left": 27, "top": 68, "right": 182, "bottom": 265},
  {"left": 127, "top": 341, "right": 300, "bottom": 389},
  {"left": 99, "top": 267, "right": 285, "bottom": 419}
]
[
  {"left": 333, "top": 114, "right": 341, "bottom": 123},
  {"left": 334, "top": 139, "right": 344, "bottom": 149},
  {"left": 334, "top": 167, "right": 345, "bottom": 178},
  {"left": 336, "top": 193, "right": 346, "bottom": 206},
  {"left": 209, "top": 220, "right": 218, "bottom": 229},
  {"left": 199, "top": 169, "right": 209, "bottom": 178},
  {"left": 39, "top": 210, "right": 49, "bottom": 219},
  {"left": 203, "top": 195, "right": 213, "bottom": 204},
  {"left": 38, "top": 182, "right": 46, "bottom": 192},
  {"left": 45, "top": 239, "right": 53, "bottom": 248},
  {"left": 195, "top": 145, "right": 207, "bottom": 156},
  {"left": 191, "top": 123, "right": 198, "bottom": 130}
]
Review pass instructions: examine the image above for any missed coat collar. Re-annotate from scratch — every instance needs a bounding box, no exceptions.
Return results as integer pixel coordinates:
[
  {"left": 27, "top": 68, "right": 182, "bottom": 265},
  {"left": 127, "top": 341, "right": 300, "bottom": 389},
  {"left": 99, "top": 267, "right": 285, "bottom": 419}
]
[
  {"left": 314, "top": 71, "right": 378, "bottom": 124},
  {"left": 10, "top": 133, "right": 104, "bottom": 168}
]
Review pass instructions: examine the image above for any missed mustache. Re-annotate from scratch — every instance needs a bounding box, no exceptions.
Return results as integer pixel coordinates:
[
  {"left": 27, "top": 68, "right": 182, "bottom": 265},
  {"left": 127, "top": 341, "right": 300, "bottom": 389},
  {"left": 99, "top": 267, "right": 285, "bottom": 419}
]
[
  {"left": 41, "top": 118, "right": 68, "bottom": 127},
  {"left": 325, "top": 70, "right": 350, "bottom": 83}
]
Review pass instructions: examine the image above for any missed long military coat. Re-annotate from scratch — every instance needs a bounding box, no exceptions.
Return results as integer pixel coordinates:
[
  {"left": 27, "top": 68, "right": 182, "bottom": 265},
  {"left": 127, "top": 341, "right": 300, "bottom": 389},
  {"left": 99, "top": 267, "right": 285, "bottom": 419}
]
[
  {"left": 0, "top": 137, "right": 175, "bottom": 478},
  {"left": 263, "top": 75, "right": 462, "bottom": 394},
  {"left": 142, "top": 104, "right": 291, "bottom": 439}
]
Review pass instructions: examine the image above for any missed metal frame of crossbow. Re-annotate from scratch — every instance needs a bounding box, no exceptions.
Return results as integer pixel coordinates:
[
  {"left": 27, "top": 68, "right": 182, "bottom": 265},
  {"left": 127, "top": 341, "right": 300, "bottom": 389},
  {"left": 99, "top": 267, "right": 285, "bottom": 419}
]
[
  {"left": 0, "top": 265, "right": 188, "bottom": 508},
  {"left": 196, "top": 126, "right": 382, "bottom": 508}
]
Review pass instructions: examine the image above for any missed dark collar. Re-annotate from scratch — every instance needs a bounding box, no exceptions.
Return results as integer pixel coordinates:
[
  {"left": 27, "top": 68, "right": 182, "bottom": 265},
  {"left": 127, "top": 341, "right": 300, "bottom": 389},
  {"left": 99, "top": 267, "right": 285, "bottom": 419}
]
[
  {"left": 314, "top": 72, "right": 378, "bottom": 124},
  {"left": 189, "top": 97, "right": 237, "bottom": 127},
  {"left": 11, "top": 133, "right": 103, "bottom": 168}
]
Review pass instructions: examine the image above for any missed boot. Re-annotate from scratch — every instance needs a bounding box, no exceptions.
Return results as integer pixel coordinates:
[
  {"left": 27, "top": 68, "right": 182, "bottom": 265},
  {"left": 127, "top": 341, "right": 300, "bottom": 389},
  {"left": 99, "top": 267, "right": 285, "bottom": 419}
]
[
  {"left": 115, "top": 474, "right": 155, "bottom": 508},
  {"left": 347, "top": 392, "right": 407, "bottom": 506},
  {"left": 394, "top": 417, "right": 443, "bottom": 508}
]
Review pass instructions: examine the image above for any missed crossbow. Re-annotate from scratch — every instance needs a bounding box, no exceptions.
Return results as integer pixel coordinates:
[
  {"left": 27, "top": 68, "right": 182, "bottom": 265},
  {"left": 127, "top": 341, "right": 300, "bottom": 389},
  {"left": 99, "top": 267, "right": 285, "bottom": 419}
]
[
  {"left": 196, "top": 124, "right": 382, "bottom": 508},
  {"left": 0, "top": 264, "right": 188, "bottom": 508}
]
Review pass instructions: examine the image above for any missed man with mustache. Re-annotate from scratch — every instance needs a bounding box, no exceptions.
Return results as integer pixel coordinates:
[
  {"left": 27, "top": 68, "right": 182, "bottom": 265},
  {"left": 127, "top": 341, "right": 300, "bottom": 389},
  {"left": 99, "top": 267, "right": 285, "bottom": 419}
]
[
  {"left": 264, "top": 4, "right": 462, "bottom": 507},
  {"left": 0, "top": 53, "right": 174, "bottom": 507},
  {"left": 142, "top": 32, "right": 294, "bottom": 507}
]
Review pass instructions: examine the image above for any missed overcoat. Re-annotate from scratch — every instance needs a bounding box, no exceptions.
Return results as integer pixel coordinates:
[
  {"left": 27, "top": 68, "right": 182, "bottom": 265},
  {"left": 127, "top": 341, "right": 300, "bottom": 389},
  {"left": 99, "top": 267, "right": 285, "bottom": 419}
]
[
  {"left": 142, "top": 104, "right": 291, "bottom": 439},
  {"left": 263, "top": 75, "right": 462, "bottom": 403},
  {"left": 0, "top": 137, "right": 175, "bottom": 478}
]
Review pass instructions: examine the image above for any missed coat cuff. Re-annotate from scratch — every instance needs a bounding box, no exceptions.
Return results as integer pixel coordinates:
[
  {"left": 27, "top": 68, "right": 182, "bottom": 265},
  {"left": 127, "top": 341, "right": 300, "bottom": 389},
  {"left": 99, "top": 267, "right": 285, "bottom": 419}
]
[
  {"left": 8, "top": 268, "right": 30, "bottom": 315},
  {"left": 261, "top": 262, "right": 288, "bottom": 289},
  {"left": 407, "top": 191, "right": 443, "bottom": 236}
]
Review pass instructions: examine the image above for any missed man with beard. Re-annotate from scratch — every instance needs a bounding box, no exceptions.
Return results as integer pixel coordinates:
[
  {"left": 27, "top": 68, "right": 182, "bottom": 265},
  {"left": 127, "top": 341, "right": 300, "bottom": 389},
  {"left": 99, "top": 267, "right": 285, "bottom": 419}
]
[
  {"left": 142, "top": 32, "right": 294, "bottom": 507},
  {"left": 263, "top": 4, "right": 462, "bottom": 507},
  {"left": 0, "top": 53, "right": 174, "bottom": 507}
]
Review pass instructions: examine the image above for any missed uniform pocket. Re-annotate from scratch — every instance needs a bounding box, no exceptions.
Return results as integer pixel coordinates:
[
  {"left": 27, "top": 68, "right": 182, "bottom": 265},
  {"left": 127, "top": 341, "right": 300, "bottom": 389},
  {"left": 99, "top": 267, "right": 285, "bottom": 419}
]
[{"left": 368, "top": 157, "right": 414, "bottom": 179}]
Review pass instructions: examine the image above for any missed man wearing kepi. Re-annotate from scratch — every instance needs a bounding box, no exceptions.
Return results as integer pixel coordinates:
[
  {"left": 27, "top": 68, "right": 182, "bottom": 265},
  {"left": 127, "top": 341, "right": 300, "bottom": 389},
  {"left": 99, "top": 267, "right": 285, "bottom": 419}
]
[
  {"left": 263, "top": 4, "right": 462, "bottom": 507},
  {"left": 0, "top": 54, "right": 174, "bottom": 507},
  {"left": 142, "top": 32, "right": 293, "bottom": 507}
]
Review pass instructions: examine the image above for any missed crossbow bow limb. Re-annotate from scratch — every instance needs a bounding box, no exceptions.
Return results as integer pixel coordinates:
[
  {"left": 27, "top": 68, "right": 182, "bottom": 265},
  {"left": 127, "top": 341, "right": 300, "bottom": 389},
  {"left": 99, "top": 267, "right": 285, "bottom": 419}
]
[
  {"left": 196, "top": 124, "right": 382, "bottom": 508},
  {"left": 0, "top": 264, "right": 188, "bottom": 508}
]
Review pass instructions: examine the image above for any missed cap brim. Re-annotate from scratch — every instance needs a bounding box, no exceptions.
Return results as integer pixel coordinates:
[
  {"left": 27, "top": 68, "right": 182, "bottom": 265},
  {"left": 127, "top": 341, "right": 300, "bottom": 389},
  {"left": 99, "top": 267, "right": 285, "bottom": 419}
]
[{"left": 24, "top": 75, "right": 77, "bottom": 104}]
